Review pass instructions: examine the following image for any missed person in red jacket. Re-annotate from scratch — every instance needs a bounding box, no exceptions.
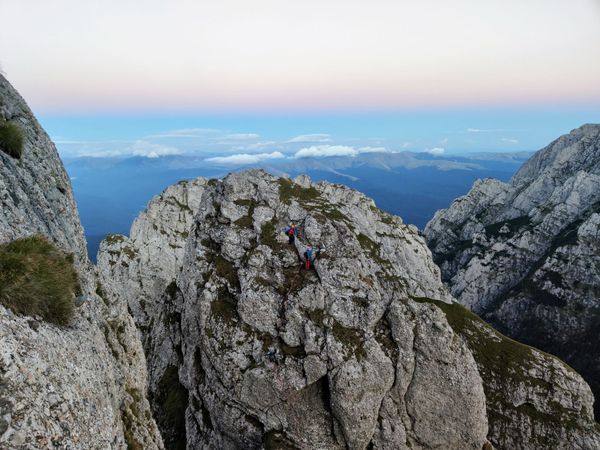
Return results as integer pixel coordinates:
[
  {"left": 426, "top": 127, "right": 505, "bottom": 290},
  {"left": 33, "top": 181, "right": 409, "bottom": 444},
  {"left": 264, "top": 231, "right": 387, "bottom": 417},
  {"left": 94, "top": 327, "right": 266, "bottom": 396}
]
[{"left": 284, "top": 223, "right": 297, "bottom": 244}]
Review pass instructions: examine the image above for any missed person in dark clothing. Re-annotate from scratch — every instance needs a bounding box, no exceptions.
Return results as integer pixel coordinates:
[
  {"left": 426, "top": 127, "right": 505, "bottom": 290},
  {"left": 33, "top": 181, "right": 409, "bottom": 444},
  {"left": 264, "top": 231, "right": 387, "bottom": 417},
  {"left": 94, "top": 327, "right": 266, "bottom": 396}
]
[
  {"left": 284, "top": 223, "right": 297, "bottom": 244},
  {"left": 265, "top": 346, "right": 278, "bottom": 363}
]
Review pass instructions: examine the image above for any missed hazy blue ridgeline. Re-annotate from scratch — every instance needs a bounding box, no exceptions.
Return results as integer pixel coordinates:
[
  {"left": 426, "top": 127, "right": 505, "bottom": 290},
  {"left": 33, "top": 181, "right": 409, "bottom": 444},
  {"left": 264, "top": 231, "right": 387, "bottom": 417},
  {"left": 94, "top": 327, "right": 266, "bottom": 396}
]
[{"left": 64, "top": 153, "right": 526, "bottom": 262}]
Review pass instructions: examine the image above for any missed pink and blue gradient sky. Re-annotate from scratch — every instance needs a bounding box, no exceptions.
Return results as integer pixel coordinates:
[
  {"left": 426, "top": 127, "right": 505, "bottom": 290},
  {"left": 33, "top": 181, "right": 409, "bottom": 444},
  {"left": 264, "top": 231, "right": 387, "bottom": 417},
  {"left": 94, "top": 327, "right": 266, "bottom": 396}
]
[
  {"left": 2, "top": 0, "right": 600, "bottom": 113},
  {"left": 1, "top": 0, "right": 599, "bottom": 158}
]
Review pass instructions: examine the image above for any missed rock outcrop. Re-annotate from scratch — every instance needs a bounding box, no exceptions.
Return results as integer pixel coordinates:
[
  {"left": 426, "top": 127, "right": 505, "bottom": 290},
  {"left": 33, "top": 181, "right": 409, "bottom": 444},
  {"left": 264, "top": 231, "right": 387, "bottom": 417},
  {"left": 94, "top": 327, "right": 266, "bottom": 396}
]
[
  {"left": 97, "top": 177, "right": 208, "bottom": 449},
  {"left": 0, "top": 75, "right": 86, "bottom": 261},
  {"left": 100, "top": 169, "right": 600, "bottom": 449},
  {"left": 0, "top": 74, "right": 162, "bottom": 449},
  {"left": 425, "top": 124, "right": 600, "bottom": 419}
]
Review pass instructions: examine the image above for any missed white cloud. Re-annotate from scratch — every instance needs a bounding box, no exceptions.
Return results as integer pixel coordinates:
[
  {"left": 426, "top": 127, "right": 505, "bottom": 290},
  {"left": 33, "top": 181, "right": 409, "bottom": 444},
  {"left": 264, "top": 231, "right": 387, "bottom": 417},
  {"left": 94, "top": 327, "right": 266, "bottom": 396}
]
[
  {"left": 205, "top": 151, "right": 284, "bottom": 165},
  {"left": 286, "top": 134, "right": 332, "bottom": 143},
  {"left": 467, "top": 128, "right": 505, "bottom": 133},
  {"left": 501, "top": 137, "right": 519, "bottom": 144},
  {"left": 219, "top": 133, "right": 260, "bottom": 141},
  {"left": 424, "top": 147, "right": 445, "bottom": 155},
  {"left": 294, "top": 144, "right": 391, "bottom": 158},
  {"left": 74, "top": 149, "right": 125, "bottom": 158},
  {"left": 294, "top": 145, "right": 358, "bottom": 158},
  {"left": 233, "top": 141, "right": 278, "bottom": 151},
  {"left": 73, "top": 141, "right": 182, "bottom": 158},
  {"left": 130, "top": 140, "right": 183, "bottom": 158},
  {"left": 440, "top": 137, "right": 449, "bottom": 144}
]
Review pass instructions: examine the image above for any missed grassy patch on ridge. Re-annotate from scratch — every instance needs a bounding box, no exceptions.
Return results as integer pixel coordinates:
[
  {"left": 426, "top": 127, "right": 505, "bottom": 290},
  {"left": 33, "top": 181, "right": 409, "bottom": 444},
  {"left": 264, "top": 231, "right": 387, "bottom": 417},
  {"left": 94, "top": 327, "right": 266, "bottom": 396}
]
[{"left": 0, "top": 235, "right": 79, "bottom": 325}]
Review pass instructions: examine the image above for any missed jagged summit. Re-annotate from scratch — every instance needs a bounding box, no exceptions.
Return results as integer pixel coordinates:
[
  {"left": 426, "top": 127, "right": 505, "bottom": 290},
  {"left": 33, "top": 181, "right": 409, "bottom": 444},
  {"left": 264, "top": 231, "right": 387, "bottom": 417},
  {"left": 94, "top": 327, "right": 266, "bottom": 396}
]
[
  {"left": 512, "top": 123, "right": 600, "bottom": 187},
  {"left": 425, "top": 124, "right": 600, "bottom": 419},
  {"left": 100, "top": 168, "right": 600, "bottom": 449}
]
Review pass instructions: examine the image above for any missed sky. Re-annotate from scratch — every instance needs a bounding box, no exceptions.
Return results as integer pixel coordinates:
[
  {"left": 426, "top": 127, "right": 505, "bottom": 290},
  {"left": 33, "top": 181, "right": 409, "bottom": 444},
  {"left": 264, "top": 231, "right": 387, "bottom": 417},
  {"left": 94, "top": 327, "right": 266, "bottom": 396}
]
[{"left": 1, "top": 0, "right": 599, "bottom": 159}]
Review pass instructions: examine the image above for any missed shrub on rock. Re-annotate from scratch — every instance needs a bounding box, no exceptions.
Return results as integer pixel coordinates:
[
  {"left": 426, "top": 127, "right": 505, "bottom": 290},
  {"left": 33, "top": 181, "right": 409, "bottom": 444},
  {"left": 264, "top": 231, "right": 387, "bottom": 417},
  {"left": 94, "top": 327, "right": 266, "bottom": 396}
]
[
  {"left": 0, "top": 235, "right": 79, "bottom": 325},
  {"left": 0, "top": 120, "right": 24, "bottom": 159}
]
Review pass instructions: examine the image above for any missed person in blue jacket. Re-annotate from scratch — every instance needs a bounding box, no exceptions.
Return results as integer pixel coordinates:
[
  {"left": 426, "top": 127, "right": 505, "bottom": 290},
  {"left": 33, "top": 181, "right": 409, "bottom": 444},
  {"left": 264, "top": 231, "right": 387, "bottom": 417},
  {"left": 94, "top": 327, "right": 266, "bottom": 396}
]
[{"left": 304, "top": 245, "right": 314, "bottom": 270}]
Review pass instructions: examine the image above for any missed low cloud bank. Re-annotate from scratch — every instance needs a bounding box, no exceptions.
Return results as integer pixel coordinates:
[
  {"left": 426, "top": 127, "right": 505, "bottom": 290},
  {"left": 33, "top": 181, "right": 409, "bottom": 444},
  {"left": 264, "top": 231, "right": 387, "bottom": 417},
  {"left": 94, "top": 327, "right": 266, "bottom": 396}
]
[
  {"left": 294, "top": 144, "right": 390, "bottom": 158},
  {"left": 205, "top": 151, "right": 285, "bottom": 165},
  {"left": 424, "top": 147, "right": 445, "bottom": 156}
]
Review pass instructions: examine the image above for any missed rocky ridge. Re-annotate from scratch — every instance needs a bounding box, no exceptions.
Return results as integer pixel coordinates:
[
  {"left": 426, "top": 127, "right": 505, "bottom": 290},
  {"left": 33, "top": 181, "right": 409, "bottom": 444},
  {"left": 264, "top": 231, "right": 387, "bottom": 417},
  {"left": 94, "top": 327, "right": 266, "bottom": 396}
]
[
  {"left": 100, "top": 169, "right": 600, "bottom": 449},
  {"left": 425, "top": 124, "right": 600, "bottom": 419},
  {"left": 0, "top": 74, "right": 163, "bottom": 449},
  {"left": 97, "top": 177, "right": 208, "bottom": 449}
]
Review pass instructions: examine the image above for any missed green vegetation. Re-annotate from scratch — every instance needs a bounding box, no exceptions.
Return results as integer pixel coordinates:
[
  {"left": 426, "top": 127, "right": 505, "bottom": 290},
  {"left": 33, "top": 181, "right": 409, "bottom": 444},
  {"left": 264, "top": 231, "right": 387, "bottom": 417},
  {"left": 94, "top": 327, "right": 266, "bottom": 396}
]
[
  {"left": 278, "top": 178, "right": 352, "bottom": 226},
  {"left": 357, "top": 233, "right": 390, "bottom": 268},
  {"left": 95, "top": 281, "right": 109, "bottom": 305},
  {"left": 105, "top": 234, "right": 126, "bottom": 244},
  {"left": 125, "top": 386, "right": 143, "bottom": 420},
  {"left": 374, "top": 317, "right": 398, "bottom": 361},
  {"left": 210, "top": 287, "right": 239, "bottom": 325},
  {"left": 260, "top": 219, "right": 276, "bottom": 245},
  {"left": 278, "top": 178, "right": 320, "bottom": 204},
  {"left": 234, "top": 199, "right": 256, "bottom": 229},
  {"left": 305, "top": 308, "right": 325, "bottom": 326},
  {"left": 357, "top": 233, "right": 378, "bottom": 256},
  {"left": 280, "top": 340, "right": 307, "bottom": 358},
  {"left": 411, "top": 296, "right": 583, "bottom": 435},
  {"left": 312, "top": 205, "right": 348, "bottom": 224},
  {"left": 412, "top": 297, "right": 537, "bottom": 376},
  {"left": 0, "top": 121, "right": 24, "bottom": 159},
  {"left": 156, "top": 365, "right": 188, "bottom": 450},
  {"left": 215, "top": 255, "right": 240, "bottom": 290},
  {"left": 95, "top": 281, "right": 106, "bottom": 299},
  {"left": 121, "top": 410, "right": 143, "bottom": 450},
  {"left": 331, "top": 320, "right": 366, "bottom": 360},
  {"left": 0, "top": 235, "right": 79, "bottom": 326},
  {"left": 280, "top": 264, "right": 311, "bottom": 296},
  {"left": 167, "top": 197, "right": 191, "bottom": 211},
  {"left": 122, "top": 245, "right": 137, "bottom": 259}
]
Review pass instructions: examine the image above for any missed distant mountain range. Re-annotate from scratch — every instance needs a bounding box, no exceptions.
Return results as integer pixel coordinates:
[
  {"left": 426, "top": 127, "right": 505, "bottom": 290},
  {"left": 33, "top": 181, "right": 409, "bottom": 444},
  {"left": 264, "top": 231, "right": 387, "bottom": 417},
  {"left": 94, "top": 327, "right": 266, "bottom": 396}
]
[{"left": 64, "top": 150, "right": 531, "bottom": 260}]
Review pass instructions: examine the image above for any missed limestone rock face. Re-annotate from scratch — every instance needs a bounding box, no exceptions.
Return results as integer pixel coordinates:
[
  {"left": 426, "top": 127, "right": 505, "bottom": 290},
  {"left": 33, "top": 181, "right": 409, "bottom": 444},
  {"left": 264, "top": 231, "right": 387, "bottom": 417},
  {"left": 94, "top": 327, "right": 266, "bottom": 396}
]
[
  {"left": 425, "top": 124, "right": 600, "bottom": 419},
  {"left": 0, "top": 75, "right": 162, "bottom": 449},
  {"left": 100, "top": 168, "right": 600, "bottom": 449},
  {"left": 97, "top": 177, "right": 208, "bottom": 337},
  {"left": 97, "top": 177, "right": 207, "bottom": 449},
  {"left": 172, "top": 170, "right": 487, "bottom": 450},
  {"left": 0, "top": 75, "right": 86, "bottom": 260}
]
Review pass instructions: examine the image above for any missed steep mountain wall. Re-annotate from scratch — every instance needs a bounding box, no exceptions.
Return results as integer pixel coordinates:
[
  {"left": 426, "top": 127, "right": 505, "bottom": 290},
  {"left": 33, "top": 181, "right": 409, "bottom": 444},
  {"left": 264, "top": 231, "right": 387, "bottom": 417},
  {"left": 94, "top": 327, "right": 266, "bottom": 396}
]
[
  {"left": 100, "top": 169, "right": 600, "bottom": 449},
  {"left": 0, "top": 75, "right": 86, "bottom": 259},
  {"left": 97, "top": 177, "right": 208, "bottom": 449},
  {"left": 425, "top": 124, "right": 600, "bottom": 418},
  {"left": 0, "top": 75, "right": 162, "bottom": 449}
]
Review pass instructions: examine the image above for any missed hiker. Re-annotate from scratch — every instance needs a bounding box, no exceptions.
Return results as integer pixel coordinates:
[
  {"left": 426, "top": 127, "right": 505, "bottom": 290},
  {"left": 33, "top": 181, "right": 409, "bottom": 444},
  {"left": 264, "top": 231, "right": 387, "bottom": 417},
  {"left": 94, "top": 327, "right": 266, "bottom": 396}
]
[
  {"left": 284, "top": 223, "right": 297, "bottom": 244},
  {"left": 265, "top": 346, "right": 278, "bottom": 363},
  {"left": 304, "top": 245, "right": 314, "bottom": 270}
]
